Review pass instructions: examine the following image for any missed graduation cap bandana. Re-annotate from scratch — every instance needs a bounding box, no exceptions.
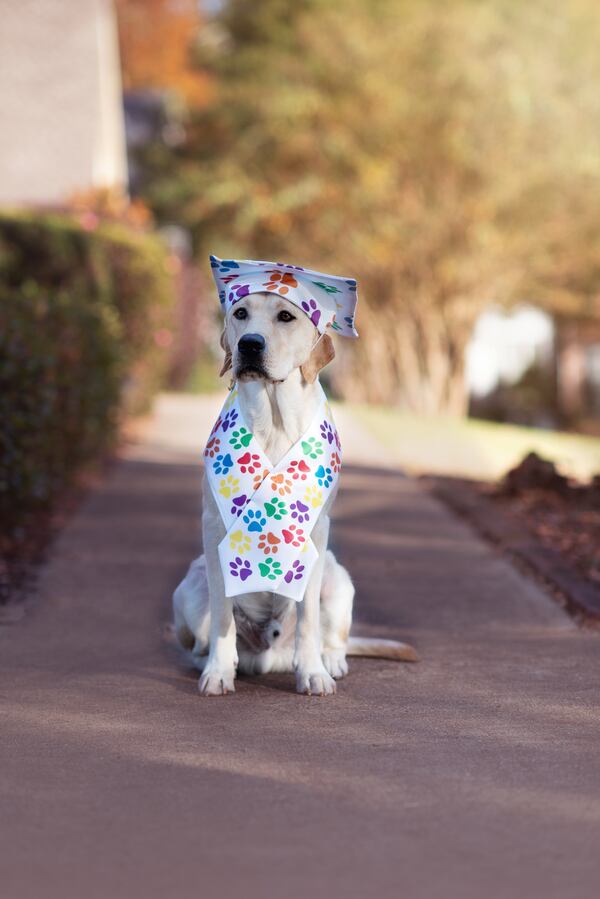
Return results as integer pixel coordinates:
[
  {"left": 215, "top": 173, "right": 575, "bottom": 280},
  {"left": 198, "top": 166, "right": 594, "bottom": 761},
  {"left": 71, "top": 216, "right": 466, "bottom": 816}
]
[
  {"left": 209, "top": 254, "right": 359, "bottom": 338},
  {"left": 205, "top": 384, "right": 342, "bottom": 600}
]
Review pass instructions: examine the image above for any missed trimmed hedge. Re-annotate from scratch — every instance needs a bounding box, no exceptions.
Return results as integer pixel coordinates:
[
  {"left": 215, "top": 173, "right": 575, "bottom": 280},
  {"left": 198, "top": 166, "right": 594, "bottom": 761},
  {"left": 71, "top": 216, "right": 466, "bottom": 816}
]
[{"left": 0, "top": 212, "right": 175, "bottom": 598}]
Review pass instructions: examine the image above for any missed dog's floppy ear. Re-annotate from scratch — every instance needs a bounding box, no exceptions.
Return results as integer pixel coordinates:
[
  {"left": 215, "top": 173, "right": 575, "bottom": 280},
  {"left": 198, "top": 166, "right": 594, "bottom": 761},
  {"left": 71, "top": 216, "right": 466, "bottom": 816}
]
[
  {"left": 219, "top": 328, "right": 232, "bottom": 377},
  {"left": 300, "top": 332, "right": 335, "bottom": 384}
]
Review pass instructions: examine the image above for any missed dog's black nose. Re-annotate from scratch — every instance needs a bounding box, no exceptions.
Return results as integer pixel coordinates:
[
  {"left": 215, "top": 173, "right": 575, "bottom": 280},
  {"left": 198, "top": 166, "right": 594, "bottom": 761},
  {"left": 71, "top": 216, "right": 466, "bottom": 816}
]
[
  {"left": 238, "top": 334, "right": 265, "bottom": 356},
  {"left": 238, "top": 333, "right": 266, "bottom": 356}
]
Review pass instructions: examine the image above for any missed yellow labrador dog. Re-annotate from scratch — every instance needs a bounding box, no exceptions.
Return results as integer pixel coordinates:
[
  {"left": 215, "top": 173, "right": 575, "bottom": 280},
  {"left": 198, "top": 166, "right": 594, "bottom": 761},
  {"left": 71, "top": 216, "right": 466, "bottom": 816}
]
[{"left": 173, "top": 291, "right": 416, "bottom": 695}]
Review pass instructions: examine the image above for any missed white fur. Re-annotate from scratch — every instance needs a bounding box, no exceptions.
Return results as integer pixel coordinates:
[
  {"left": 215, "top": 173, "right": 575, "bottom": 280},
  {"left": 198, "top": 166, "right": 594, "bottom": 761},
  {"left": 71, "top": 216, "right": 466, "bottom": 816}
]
[{"left": 173, "top": 292, "right": 415, "bottom": 697}]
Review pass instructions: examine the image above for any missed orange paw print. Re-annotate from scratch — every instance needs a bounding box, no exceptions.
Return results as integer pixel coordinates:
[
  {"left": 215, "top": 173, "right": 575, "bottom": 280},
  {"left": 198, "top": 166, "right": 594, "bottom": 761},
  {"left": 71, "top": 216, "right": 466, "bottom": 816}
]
[
  {"left": 258, "top": 532, "right": 281, "bottom": 555},
  {"left": 253, "top": 468, "right": 270, "bottom": 490},
  {"left": 270, "top": 473, "right": 292, "bottom": 496},
  {"left": 263, "top": 271, "right": 298, "bottom": 296}
]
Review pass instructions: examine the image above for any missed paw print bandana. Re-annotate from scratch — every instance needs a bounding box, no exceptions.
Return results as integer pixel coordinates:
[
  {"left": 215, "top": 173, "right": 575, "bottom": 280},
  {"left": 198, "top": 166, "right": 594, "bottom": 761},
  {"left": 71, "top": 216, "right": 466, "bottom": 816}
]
[
  {"left": 210, "top": 254, "right": 359, "bottom": 338},
  {"left": 204, "top": 385, "right": 342, "bottom": 600}
]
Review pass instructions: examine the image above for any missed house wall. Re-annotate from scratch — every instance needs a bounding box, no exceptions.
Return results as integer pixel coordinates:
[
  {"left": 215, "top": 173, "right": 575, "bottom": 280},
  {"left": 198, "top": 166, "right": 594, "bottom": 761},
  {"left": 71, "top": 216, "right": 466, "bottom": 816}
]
[{"left": 0, "top": 0, "right": 127, "bottom": 206}]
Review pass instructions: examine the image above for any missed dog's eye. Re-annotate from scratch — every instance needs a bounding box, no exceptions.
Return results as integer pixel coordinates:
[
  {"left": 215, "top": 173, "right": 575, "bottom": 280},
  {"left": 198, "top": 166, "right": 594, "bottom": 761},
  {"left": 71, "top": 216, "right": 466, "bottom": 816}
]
[
  {"left": 277, "top": 310, "right": 296, "bottom": 323},
  {"left": 233, "top": 307, "right": 248, "bottom": 320}
]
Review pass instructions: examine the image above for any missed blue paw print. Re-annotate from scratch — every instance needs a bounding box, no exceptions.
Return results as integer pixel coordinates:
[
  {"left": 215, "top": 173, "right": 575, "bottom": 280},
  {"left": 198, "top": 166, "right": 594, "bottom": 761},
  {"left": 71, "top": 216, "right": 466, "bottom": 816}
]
[
  {"left": 243, "top": 509, "right": 267, "bottom": 532},
  {"left": 214, "top": 453, "right": 233, "bottom": 474},
  {"left": 210, "top": 256, "right": 239, "bottom": 273},
  {"left": 315, "top": 465, "right": 333, "bottom": 487}
]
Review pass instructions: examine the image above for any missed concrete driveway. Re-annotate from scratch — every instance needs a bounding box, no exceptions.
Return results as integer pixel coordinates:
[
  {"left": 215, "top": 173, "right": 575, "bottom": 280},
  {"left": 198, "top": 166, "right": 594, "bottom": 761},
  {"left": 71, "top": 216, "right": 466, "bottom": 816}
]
[{"left": 1, "top": 395, "right": 599, "bottom": 899}]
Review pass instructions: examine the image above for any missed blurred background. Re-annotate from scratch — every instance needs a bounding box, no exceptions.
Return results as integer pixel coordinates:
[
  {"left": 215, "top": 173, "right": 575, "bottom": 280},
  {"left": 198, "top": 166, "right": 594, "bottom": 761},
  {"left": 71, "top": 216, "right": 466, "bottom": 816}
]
[{"left": 1, "top": 0, "right": 600, "bottom": 597}]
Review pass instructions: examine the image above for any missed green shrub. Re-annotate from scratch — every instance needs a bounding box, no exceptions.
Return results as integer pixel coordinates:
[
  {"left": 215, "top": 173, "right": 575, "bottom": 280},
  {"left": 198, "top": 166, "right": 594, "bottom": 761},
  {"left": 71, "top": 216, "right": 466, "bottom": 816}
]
[{"left": 0, "top": 212, "right": 175, "bottom": 598}]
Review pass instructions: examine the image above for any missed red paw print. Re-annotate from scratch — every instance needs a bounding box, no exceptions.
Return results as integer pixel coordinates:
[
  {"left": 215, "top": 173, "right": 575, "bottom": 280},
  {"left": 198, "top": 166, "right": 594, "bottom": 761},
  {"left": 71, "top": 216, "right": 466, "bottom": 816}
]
[
  {"left": 281, "top": 524, "right": 305, "bottom": 547},
  {"left": 329, "top": 451, "right": 341, "bottom": 473},
  {"left": 287, "top": 459, "right": 310, "bottom": 480},
  {"left": 237, "top": 451, "right": 261, "bottom": 474},
  {"left": 205, "top": 437, "right": 221, "bottom": 458},
  {"left": 209, "top": 417, "right": 222, "bottom": 437}
]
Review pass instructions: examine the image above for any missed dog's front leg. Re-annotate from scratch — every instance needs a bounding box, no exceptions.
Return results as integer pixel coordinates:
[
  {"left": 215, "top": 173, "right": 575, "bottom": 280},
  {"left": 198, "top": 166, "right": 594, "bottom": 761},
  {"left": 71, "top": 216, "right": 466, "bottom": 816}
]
[
  {"left": 294, "top": 516, "right": 336, "bottom": 696},
  {"left": 198, "top": 502, "right": 238, "bottom": 696}
]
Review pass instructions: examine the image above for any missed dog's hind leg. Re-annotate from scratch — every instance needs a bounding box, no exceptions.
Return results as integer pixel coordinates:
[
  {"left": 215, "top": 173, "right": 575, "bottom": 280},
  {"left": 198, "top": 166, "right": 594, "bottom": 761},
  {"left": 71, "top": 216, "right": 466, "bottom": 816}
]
[
  {"left": 172, "top": 556, "right": 211, "bottom": 664},
  {"left": 320, "top": 550, "right": 354, "bottom": 679}
]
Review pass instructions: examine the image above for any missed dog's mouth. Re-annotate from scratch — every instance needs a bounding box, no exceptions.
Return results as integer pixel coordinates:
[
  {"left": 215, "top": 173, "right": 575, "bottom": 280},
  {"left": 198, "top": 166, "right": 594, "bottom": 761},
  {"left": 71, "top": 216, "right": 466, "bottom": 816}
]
[{"left": 235, "top": 362, "right": 270, "bottom": 381}]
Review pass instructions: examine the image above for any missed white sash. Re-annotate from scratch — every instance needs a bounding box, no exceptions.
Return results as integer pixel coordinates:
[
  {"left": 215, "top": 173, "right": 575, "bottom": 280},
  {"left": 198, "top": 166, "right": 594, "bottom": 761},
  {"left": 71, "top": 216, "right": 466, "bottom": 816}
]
[{"left": 204, "top": 385, "right": 342, "bottom": 600}]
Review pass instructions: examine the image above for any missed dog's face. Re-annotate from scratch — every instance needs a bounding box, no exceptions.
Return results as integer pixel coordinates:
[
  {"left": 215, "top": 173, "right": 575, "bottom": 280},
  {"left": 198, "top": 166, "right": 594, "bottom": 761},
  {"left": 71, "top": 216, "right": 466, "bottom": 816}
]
[{"left": 222, "top": 292, "right": 334, "bottom": 383}]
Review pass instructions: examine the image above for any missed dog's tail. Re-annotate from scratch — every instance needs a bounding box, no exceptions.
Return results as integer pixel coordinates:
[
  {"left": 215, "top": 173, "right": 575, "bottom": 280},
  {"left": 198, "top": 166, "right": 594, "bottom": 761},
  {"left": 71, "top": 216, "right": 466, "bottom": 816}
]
[{"left": 347, "top": 636, "right": 419, "bottom": 662}]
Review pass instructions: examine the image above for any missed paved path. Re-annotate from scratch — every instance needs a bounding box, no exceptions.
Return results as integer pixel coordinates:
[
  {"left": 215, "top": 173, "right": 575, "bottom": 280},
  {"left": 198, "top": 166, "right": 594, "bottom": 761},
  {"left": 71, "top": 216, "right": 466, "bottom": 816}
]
[{"left": 2, "top": 394, "right": 600, "bottom": 899}]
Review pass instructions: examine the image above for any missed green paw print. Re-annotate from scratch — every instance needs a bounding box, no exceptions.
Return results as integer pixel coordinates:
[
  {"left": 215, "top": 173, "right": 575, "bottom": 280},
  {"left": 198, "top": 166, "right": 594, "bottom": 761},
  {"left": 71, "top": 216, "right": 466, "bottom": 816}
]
[
  {"left": 301, "top": 437, "right": 323, "bottom": 459},
  {"left": 259, "top": 558, "right": 283, "bottom": 580},
  {"left": 229, "top": 427, "right": 253, "bottom": 449},
  {"left": 264, "top": 498, "right": 287, "bottom": 520}
]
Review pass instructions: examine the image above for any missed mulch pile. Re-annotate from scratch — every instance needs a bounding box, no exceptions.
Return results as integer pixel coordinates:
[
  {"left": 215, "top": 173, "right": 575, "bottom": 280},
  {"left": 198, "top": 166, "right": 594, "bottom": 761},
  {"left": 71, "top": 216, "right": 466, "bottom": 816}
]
[{"left": 493, "top": 452, "right": 600, "bottom": 588}]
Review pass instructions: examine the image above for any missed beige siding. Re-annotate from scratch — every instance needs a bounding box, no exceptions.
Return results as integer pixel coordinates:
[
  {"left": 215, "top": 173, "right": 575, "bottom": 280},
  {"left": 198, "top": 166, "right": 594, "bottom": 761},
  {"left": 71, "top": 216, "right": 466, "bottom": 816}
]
[{"left": 0, "top": 0, "right": 127, "bottom": 205}]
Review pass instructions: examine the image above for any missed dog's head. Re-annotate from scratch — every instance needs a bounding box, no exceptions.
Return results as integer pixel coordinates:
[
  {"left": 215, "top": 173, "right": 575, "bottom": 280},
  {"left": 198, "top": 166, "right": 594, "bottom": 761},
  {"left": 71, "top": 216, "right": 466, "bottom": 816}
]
[{"left": 220, "top": 292, "right": 335, "bottom": 385}]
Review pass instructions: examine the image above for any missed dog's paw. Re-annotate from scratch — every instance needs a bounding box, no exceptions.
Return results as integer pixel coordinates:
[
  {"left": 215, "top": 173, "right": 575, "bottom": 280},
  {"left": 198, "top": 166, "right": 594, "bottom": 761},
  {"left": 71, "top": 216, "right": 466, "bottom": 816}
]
[
  {"left": 198, "top": 665, "right": 236, "bottom": 696},
  {"left": 322, "top": 649, "right": 348, "bottom": 680},
  {"left": 295, "top": 666, "right": 337, "bottom": 696}
]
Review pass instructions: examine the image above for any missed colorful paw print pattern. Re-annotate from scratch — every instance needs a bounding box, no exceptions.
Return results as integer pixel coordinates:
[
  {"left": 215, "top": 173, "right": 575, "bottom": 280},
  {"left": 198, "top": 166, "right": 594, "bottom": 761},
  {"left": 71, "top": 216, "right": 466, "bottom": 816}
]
[
  {"left": 290, "top": 500, "right": 310, "bottom": 524},
  {"left": 214, "top": 453, "right": 233, "bottom": 474},
  {"left": 229, "top": 427, "right": 253, "bottom": 449},
  {"left": 230, "top": 556, "right": 252, "bottom": 581},
  {"left": 304, "top": 486, "right": 323, "bottom": 508},
  {"left": 221, "top": 409, "right": 239, "bottom": 432},
  {"left": 315, "top": 465, "right": 333, "bottom": 488},
  {"left": 219, "top": 474, "right": 240, "bottom": 498},
  {"left": 301, "top": 437, "right": 324, "bottom": 459},
  {"left": 243, "top": 509, "right": 267, "bottom": 532},
  {"left": 281, "top": 524, "right": 305, "bottom": 546},
  {"left": 229, "top": 530, "right": 251, "bottom": 554},
  {"left": 204, "top": 436, "right": 221, "bottom": 458},
  {"left": 270, "top": 473, "right": 292, "bottom": 496},
  {"left": 258, "top": 532, "right": 281, "bottom": 554},
  {"left": 263, "top": 270, "right": 298, "bottom": 295},
  {"left": 287, "top": 459, "right": 310, "bottom": 480},
  {"left": 237, "top": 452, "right": 261, "bottom": 474},
  {"left": 209, "top": 255, "right": 359, "bottom": 338},
  {"left": 264, "top": 497, "right": 287, "bottom": 520},
  {"left": 205, "top": 383, "right": 341, "bottom": 599},
  {"left": 230, "top": 495, "right": 247, "bottom": 516},
  {"left": 284, "top": 560, "right": 305, "bottom": 583},
  {"left": 258, "top": 558, "right": 283, "bottom": 580}
]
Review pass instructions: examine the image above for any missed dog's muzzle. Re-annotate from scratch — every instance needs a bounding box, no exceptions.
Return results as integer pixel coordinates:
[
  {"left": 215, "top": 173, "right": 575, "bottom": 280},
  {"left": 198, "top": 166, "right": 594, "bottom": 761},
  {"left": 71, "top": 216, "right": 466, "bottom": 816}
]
[{"left": 236, "top": 333, "right": 268, "bottom": 378}]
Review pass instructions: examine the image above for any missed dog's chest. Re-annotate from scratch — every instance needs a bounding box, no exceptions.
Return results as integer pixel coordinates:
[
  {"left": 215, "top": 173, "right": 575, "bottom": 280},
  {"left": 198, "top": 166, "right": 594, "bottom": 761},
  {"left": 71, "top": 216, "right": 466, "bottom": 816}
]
[{"left": 233, "top": 593, "right": 293, "bottom": 652}]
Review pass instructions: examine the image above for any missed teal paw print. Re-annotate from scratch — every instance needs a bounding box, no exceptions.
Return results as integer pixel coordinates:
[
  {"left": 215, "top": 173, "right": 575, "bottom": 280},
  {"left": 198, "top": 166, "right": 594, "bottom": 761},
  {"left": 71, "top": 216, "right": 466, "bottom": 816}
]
[
  {"left": 301, "top": 437, "right": 323, "bottom": 459},
  {"left": 243, "top": 509, "right": 266, "bottom": 532},
  {"left": 229, "top": 427, "right": 253, "bottom": 449},
  {"left": 315, "top": 465, "right": 333, "bottom": 487},
  {"left": 258, "top": 558, "right": 283, "bottom": 581},
  {"left": 264, "top": 498, "right": 287, "bottom": 520}
]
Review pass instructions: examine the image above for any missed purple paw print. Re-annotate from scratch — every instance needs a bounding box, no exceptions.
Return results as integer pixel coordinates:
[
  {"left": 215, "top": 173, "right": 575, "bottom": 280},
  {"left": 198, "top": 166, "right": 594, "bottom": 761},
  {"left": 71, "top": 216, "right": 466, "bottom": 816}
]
[
  {"left": 301, "top": 298, "right": 321, "bottom": 327},
  {"left": 230, "top": 494, "right": 247, "bottom": 516},
  {"left": 221, "top": 409, "right": 239, "bottom": 432},
  {"left": 229, "top": 283, "right": 250, "bottom": 305},
  {"left": 320, "top": 420, "right": 335, "bottom": 444},
  {"left": 290, "top": 500, "right": 309, "bottom": 524},
  {"left": 230, "top": 557, "right": 252, "bottom": 581},
  {"left": 334, "top": 429, "right": 341, "bottom": 451},
  {"left": 284, "top": 560, "right": 305, "bottom": 584}
]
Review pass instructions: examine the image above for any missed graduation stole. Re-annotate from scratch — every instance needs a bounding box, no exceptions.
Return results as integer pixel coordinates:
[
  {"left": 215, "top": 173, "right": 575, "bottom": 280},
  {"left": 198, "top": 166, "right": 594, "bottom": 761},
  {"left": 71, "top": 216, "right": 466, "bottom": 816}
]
[{"left": 204, "top": 385, "right": 341, "bottom": 601}]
